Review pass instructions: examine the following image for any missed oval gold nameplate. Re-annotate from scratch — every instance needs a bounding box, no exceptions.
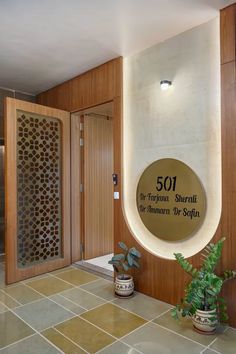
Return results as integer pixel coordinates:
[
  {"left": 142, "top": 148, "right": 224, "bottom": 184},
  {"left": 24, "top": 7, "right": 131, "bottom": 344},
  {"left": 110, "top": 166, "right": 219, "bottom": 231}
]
[{"left": 136, "top": 158, "right": 206, "bottom": 241}]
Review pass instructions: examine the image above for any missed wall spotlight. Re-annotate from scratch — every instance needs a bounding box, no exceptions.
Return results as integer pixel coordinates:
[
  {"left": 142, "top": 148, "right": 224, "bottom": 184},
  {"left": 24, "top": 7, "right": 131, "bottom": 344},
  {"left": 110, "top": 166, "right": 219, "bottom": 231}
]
[{"left": 160, "top": 80, "right": 172, "bottom": 91}]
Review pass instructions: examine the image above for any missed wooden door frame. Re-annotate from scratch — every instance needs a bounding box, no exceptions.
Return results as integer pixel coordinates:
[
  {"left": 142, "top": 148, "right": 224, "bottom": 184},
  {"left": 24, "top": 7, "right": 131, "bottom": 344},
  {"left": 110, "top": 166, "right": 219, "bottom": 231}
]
[
  {"left": 71, "top": 100, "right": 114, "bottom": 263},
  {"left": 5, "top": 97, "right": 71, "bottom": 284}
]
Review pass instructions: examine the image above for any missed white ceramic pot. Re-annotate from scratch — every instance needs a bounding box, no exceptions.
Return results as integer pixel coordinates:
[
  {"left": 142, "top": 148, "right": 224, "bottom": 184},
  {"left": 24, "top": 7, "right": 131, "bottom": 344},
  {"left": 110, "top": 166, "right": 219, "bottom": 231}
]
[
  {"left": 115, "top": 274, "right": 134, "bottom": 297},
  {"left": 192, "top": 309, "right": 218, "bottom": 333}
]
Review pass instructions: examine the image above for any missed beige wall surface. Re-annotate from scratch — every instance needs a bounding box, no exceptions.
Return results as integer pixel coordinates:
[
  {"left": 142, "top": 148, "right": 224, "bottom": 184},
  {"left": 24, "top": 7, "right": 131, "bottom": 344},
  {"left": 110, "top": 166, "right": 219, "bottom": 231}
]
[{"left": 123, "top": 18, "right": 221, "bottom": 259}]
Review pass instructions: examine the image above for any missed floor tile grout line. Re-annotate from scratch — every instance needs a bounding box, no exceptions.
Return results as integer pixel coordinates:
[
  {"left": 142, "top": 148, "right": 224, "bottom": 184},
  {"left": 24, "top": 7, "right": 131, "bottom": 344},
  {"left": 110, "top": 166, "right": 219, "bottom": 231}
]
[
  {"left": 51, "top": 292, "right": 87, "bottom": 308},
  {"left": 0, "top": 333, "right": 36, "bottom": 351},
  {"left": 80, "top": 277, "right": 113, "bottom": 286},
  {"left": 0, "top": 282, "right": 27, "bottom": 291},
  {"left": 199, "top": 325, "right": 229, "bottom": 352},
  {"left": 200, "top": 336, "right": 222, "bottom": 354},
  {"left": 12, "top": 296, "right": 47, "bottom": 309},
  {"left": 95, "top": 339, "right": 144, "bottom": 354},
  {"left": 58, "top": 293, "right": 89, "bottom": 311},
  {"left": 39, "top": 314, "right": 79, "bottom": 333},
  {"left": 49, "top": 273, "right": 103, "bottom": 288},
  {"left": 200, "top": 346, "right": 222, "bottom": 354},
  {"left": 94, "top": 340, "right": 119, "bottom": 354},
  {"left": 150, "top": 307, "right": 173, "bottom": 321},
  {"left": 51, "top": 279, "right": 117, "bottom": 304},
  {"left": 2, "top": 304, "right": 65, "bottom": 354},
  {"left": 117, "top": 315, "right": 156, "bottom": 343},
  {"left": 77, "top": 313, "right": 122, "bottom": 342},
  {"left": 21, "top": 282, "right": 81, "bottom": 317},
  {"left": 49, "top": 272, "right": 108, "bottom": 297},
  {"left": 52, "top": 326, "right": 90, "bottom": 354},
  {"left": 152, "top": 322, "right": 207, "bottom": 349},
  {"left": 0, "top": 288, "right": 22, "bottom": 306},
  {"left": 107, "top": 299, "right": 167, "bottom": 322},
  {"left": 23, "top": 275, "right": 76, "bottom": 291}
]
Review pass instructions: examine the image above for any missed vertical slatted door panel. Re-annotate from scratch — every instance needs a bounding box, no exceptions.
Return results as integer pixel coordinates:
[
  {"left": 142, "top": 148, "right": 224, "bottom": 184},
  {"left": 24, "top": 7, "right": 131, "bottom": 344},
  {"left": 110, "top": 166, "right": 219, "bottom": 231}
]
[
  {"left": 84, "top": 115, "right": 114, "bottom": 260},
  {"left": 5, "top": 97, "right": 71, "bottom": 284}
]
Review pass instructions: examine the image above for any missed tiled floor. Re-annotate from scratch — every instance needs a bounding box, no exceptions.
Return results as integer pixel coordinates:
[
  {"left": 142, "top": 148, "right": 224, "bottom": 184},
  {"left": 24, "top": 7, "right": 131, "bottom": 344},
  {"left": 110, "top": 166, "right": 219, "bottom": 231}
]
[{"left": 0, "top": 261, "right": 235, "bottom": 353}]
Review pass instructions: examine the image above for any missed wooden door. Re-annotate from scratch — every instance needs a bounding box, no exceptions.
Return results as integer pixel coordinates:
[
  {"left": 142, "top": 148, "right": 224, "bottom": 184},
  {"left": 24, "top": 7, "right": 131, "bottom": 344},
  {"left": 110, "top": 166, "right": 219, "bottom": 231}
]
[
  {"left": 5, "top": 98, "right": 71, "bottom": 284},
  {"left": 83, "top": 115, "right": 114, "bottom": 259}
]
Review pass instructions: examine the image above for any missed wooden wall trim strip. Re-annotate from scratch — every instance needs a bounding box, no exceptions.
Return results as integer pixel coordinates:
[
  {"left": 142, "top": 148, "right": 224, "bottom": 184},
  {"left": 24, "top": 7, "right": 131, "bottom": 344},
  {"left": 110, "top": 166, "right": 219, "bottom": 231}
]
[{"left": 220, "top": 5, "right": 236, "bottom": 65}]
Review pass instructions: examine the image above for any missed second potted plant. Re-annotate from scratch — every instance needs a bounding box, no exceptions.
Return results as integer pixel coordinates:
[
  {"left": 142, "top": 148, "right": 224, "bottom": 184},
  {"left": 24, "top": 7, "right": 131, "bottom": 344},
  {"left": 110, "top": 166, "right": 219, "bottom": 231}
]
[
  {"left": 108, "top": 241, "right": 141, "bottom": 297},
  {"left": 172, "top": 237, "right": 236, "bottom": 334}
]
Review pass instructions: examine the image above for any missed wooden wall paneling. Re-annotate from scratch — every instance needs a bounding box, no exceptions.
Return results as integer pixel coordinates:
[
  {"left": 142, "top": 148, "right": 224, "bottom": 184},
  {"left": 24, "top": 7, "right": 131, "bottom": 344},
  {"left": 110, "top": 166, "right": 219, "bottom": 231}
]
[
  {"left": 83, "top": 115, "right": 114, "bottom": 259},
  {"left": 220, "top": 5, "right": 236, "bottom": 64},
  {"left": 37, "top": 80, "right": 70, "bottom": 111},
  {"left": 37, "top": 58, "right": 120, "bottom": 112},
  {"left": 71, "top": 114, "right": 81, "bottom": 262},
  {"left": 5, "top": 98, "right": 71, "bottom": 284}
]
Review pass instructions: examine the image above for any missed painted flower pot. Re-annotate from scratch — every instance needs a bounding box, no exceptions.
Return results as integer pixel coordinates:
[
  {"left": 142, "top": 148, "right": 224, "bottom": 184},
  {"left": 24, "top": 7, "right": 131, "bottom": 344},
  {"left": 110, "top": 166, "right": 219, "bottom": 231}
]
[
  {"left": 115, "top": 274, "right": 134, "bottom": 297},
  {"left": 192, "top": 309, "right": 218, "bottom": 333}
]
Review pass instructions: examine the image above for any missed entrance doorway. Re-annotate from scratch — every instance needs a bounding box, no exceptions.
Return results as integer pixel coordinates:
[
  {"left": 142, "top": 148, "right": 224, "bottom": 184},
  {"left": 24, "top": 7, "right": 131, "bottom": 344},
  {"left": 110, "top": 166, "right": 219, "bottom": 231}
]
[{"left": 71, "top": 102, "right": 114, "bottom": 276}]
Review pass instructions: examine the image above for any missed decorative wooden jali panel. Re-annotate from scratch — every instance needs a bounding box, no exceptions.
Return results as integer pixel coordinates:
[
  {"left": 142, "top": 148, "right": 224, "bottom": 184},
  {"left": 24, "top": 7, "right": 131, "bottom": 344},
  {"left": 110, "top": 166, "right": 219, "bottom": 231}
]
[{"left": 16, "top": 111, "right": 62, "bottom": 267}]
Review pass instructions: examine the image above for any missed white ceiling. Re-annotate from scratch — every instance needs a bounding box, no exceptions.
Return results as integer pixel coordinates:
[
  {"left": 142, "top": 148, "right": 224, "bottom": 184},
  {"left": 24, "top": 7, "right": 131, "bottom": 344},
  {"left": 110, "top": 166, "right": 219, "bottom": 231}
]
[{"left": 0, "top": 0, "right": 234, "bottom": 95}]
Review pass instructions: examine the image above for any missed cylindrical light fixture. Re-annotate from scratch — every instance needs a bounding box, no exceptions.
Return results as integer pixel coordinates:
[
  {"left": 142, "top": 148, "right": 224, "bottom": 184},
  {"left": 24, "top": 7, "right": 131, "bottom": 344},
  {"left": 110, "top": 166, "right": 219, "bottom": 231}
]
[{"left": 160, "top": 80, "right": 172, "bottom": 91}]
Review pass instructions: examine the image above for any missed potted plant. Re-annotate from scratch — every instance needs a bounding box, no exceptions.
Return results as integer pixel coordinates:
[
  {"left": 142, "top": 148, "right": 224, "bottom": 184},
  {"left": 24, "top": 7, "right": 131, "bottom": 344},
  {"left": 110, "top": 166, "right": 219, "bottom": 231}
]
[
  {"left": 108, "top": 241, "right": 141, "bottom": 297},
  {"left": 172, "top": 237, "right": 236, "bottom": 334}
]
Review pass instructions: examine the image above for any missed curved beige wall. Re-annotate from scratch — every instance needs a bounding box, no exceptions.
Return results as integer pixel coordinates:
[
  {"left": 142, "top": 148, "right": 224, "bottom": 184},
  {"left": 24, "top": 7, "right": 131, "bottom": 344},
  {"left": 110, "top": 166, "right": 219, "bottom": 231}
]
[{"left": 123, "top": 18, "right": 221, "bottom": 259}]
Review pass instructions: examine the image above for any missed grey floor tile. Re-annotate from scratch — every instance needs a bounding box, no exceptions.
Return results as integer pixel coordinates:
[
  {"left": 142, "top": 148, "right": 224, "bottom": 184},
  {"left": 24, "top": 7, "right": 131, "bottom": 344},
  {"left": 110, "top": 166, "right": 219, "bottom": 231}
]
[
  {"left": 122, "top": 322, "right": 205, "bottom": 354},
  {"left": 13, "top": 298, "right": 74, "bottom": 331},
  {"left": 210, "top": 328, "right": 236, "bottom": 354},
  {"left": 202, "top": 349, "right": 223, "bottom": 354},
  {"left": 0, "top": 311, "right": 34, "bottom": 349},
  {"left": 153, "top": 310, "right": 222, "bottom": 346},
  {"left": 61, "top": 287, "right": 106, "bottom": 310},
  {"left": 0, "top": 302, "right": 8, "bottom": 313},
  {"left": 0, "top": 334, "right": 61, "bottom": 353},
  {"left": 49, "top": 294, "right": 86, "bottom": 315},
  {"left": 99, "top": 341, "right": 139, "bottom": 354},
  {"left": 113, "top": 292, "right": 171, "bottom": 320},
  {"left": 80, "top": 278, "right": 115, "bottom": 301}
]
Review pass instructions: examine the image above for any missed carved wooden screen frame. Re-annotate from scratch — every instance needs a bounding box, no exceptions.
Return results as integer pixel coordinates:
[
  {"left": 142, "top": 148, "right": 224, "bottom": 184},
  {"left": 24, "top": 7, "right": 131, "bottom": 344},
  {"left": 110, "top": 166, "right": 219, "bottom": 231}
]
[{"left": 5, "top": 97, "right": 71, "bottom": 284}]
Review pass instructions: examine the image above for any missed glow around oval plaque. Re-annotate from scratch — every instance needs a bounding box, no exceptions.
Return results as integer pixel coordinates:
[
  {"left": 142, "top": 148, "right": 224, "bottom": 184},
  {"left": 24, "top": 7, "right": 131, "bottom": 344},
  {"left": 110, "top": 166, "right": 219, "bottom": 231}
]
[{"left": 136, "top": 158, "right": 206, "bottom": 241}]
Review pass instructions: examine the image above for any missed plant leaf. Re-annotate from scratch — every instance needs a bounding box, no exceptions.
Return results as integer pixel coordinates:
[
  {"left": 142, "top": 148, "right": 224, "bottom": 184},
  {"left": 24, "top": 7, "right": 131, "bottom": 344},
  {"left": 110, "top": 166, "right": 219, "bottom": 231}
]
[
  {"left": 129, "top": 247, "right": 141, "bottom": 258},
  {"left": 112, "top": 253, "right": 125, "bottom": 261},
  {"left": 132, "top": 259, "right": 140, "bottom": 268},
  {"left": 118, "top": 242, "right": 128, "bottom": 251},
  {"left": 127, "top": 253, "right": 133, "bottom": 267}
]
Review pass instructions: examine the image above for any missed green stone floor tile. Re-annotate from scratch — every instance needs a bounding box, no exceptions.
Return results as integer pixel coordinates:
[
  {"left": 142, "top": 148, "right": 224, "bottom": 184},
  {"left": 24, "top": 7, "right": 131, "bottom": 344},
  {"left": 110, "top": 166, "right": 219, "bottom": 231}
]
[
  {"left": 113, "top": 292, "right": 171, "bottom": 320},
  {"left": 42, "top": 328, "right": 86, "bottom": 353},
  {"left": 99, "top": 341, "right": 140, "bottom": 354},
  {"left": 122, "top": 322, "right": 205, "bottom": 354},
  {"left": 0, "top": 311, "right": 34, "bottom": 349},
  {"left": 210, "top": 328, "right": 236, "bottom": 354},
  {"left": 55, "top": 316, "right": 115, "bottom": 353},
  {"left": 81, "top": 303, "right": 147, "bottom": 338},
  {"left": 13, "top": 298, "right": 74, "bottom": 331},
  {"left": 0, "top": 334, "right": 60, "bottom": 354},
  {"left": 3, "top": 284, "right": 43, "bottom": 305}
]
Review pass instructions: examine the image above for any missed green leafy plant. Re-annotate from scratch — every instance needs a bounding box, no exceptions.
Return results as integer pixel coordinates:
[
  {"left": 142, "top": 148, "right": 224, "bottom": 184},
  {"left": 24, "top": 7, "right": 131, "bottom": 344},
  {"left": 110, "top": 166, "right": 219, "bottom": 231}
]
[
  {"left": 172, "top": 237, "right": 236, "bottom": 323},
  {"left": 108, "top": 241, "right": 141, "bottom": 279}
]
